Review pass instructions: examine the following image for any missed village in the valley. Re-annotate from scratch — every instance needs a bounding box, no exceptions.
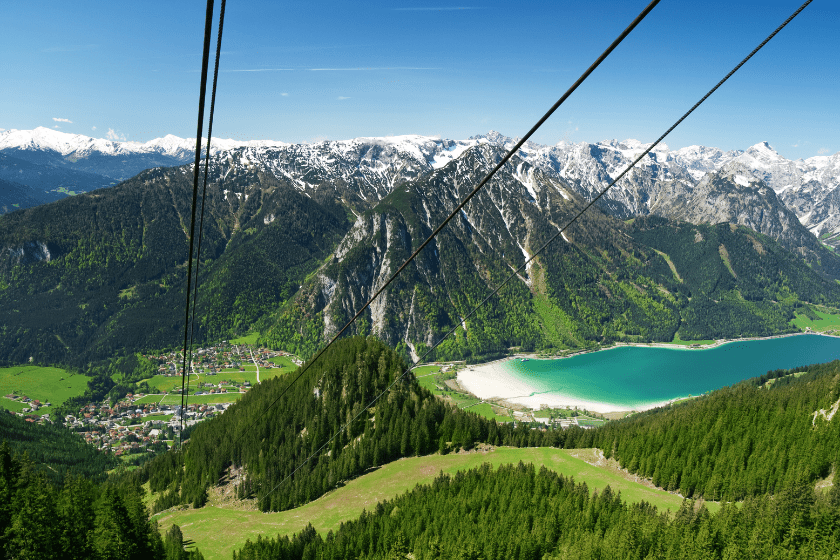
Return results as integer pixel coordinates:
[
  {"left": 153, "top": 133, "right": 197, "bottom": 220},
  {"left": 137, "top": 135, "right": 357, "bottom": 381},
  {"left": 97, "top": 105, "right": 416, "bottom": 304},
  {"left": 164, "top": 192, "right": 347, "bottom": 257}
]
[
  {"left": 2, "top": 340, "right": 611, "bottom": 462},
  {"left": 2, "top": 341, "right": 302, "bottom": 459}
]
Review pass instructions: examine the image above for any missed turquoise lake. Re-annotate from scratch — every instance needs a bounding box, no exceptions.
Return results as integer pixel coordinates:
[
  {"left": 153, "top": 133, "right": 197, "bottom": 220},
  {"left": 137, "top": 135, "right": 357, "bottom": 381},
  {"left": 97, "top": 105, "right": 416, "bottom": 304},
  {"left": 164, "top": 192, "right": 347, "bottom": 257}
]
[{"left": 502, "top": 334, "right": 840, "bottom": 410}]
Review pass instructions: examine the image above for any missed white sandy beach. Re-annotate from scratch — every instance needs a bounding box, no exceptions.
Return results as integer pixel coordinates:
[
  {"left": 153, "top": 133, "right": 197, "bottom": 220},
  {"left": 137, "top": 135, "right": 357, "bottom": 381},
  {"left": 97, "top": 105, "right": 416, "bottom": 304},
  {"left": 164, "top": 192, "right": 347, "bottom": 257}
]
[
  {"left": 457, "top": 359, "right": 673, "bottom": 414},
  {"left": 457, "top": 332, "right": 839, "bottom": 414}
]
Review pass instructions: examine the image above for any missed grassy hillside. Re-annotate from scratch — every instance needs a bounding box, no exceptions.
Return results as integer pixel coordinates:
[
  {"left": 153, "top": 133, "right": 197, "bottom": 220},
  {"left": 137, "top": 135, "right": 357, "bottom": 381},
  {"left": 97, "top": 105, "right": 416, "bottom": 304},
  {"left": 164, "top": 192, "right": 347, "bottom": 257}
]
[
  {"left": 0, "top": 365, "right": 87, "bottom": 415},
  {"left": 155, "top": 447, "right": 695, "bottom": 560}
]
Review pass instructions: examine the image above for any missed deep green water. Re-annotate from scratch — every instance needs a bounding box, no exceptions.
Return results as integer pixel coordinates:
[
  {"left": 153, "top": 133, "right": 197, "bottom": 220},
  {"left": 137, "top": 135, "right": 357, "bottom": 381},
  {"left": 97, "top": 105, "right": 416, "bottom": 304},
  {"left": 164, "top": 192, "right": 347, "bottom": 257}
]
[{"left": 504, "top": 335, "right": 840, "bottom": 410}]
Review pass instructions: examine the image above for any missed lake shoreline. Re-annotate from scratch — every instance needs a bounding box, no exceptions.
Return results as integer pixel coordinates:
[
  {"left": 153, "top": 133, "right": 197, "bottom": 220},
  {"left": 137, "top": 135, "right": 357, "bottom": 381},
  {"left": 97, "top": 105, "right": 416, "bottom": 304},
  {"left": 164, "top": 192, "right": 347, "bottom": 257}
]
[{"left": 456, "top": 331, "right": 838, "bottom": 415}]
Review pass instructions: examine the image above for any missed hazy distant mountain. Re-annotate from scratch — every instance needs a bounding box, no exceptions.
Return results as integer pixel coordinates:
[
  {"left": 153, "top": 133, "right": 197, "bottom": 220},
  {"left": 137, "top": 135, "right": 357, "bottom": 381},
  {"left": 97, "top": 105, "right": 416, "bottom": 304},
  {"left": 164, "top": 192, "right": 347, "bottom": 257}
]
[
  {"left": 0, "top": 177, "right": 51, "bottom": 214},
  {"left": 0, "top": 127, "right": 287, "bottom": 205}
]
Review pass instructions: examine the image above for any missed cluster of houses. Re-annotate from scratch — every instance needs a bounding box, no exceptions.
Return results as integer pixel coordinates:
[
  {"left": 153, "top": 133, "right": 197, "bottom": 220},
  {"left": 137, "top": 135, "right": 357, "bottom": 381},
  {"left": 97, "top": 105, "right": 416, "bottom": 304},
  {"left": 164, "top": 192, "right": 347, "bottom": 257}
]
[
  {"left": 63, "top": 396, "right": 233, "bottom": 456},
  {"left": 3, "top": 343, "right": 303, "bottom": 456},
  {"left": 3, "top": 393, "right": 51, "bottom": 415},
  {"left": 145, "top": 343, "right": 301, "bottom": 377}
]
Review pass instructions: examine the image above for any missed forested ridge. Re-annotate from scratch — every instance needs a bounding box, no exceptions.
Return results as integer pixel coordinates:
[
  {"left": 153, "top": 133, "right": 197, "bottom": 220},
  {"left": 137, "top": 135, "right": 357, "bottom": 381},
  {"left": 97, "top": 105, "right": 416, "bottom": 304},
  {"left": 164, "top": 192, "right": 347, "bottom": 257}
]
[
  {"left": 136, "top": 337, "right": 588, "bottom": 514},
  {"left": 119, "top": 338, "right": 840, "bottom": 559},
  {"left": 0, "top": 410, "right": 117, "bottom": 482},
  {"left": 587, "top": 359, "right": 840, "bottom": 502},
  {"left": 235, "top": 462, "right": 840, "bottom": 560},
  {"left": 136, "top": 336, "right": 840, "bottom": 514}
]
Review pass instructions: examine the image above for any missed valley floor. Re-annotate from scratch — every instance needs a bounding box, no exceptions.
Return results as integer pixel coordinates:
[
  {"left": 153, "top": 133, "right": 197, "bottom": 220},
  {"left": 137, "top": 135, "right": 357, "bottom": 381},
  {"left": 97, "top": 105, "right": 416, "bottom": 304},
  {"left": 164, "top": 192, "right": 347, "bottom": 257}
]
[{"left": 152, "top": 447, "right": 704, "bottom": 560}]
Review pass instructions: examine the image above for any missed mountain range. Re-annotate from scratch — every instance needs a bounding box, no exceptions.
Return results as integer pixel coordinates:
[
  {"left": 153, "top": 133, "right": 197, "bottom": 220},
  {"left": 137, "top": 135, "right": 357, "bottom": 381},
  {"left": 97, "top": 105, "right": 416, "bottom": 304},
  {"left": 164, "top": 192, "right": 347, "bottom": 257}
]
[
  {"left": 3, "top": 127, "right": 839, "bottom": 246},
  {"left": 4, "top": 126, "right": 840, "bottom": 365}
]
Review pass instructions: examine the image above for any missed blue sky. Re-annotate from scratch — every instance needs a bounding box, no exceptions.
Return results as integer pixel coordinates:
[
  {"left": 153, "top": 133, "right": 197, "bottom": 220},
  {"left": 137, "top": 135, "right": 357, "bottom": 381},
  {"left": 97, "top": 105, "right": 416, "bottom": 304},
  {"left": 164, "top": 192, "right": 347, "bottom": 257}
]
[{"left": 2, "top": 0, "right": 836, "bottom": 159}]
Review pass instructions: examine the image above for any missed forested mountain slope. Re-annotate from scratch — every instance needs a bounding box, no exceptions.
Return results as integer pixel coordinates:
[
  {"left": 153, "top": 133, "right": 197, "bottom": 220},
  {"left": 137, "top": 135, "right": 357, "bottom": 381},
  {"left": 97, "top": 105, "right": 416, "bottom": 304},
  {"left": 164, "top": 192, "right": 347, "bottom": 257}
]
[
  {"left": 0, "top": 441, "right": 202, "bottom": 559},
  {"left": 0, "top": 163, "right": 350, "bottom": 366},
  {"left": 629, "top": 217, "right": 840, "bottom": 339},
  {"left": 589, "top": 360, "right": 840, "bottom": 501},
  {"left": 0, "top": 411, "right": 117, "bottom": 481}
]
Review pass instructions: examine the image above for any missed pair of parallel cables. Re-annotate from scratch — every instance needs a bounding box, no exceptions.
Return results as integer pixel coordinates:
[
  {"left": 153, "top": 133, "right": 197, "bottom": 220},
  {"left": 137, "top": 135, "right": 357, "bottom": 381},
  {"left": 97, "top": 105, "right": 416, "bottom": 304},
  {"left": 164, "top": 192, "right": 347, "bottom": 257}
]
[
  {"left": 179, "top": 0, "right": 227, "bottom": 444},
  {"left": 177, "top": 0, "right": 813, "bottom": 509}
]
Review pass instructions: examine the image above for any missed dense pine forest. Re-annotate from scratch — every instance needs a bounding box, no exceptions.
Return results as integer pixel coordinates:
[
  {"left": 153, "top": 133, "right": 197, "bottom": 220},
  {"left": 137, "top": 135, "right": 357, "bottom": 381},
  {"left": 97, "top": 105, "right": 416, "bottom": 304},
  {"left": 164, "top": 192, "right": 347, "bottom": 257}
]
[
  {"left": 0, "top": 410, "right": 117, "bottom": 482},
  {"left": 587, "top": 360, "right": 840, "bottom": 501},
  {"left": 0, "top": 442, "right": 204, "bottom": 559},
  {"left": 234, "top": 462, "right": 840, "bottom": 560}
]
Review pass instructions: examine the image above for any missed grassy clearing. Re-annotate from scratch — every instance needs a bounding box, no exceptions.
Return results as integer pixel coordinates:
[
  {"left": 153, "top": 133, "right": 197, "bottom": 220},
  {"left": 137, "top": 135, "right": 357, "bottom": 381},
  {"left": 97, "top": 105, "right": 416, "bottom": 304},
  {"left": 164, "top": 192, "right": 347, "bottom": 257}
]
[
  {"left": 0, "top": 366, "right": 88, "bottom": 415},
  {"left": 159, "top": 393, "right": 242, "bottom": 405},
  {"left": 791, "top": 307, "right": 840, "bottom": 332},
  {"left": 229, "top": 333, "right": 260, "bottom": 345},
  {"left": 264, "top": 356, "right": 298, "bottom": 379},
  {"left": 577, "top": 418, "right": 608, "bottom": 427},
  {"left": 762, "top": 371, "right": 807, "bottom": 388},
  {"left": 415, "top": 365, "right": 514, "bottom": 422},
  {"left": 133, "top": 395, "right": 165, "bottom": 405},
  {"left": 462, "top": 402, "right": 514, "bottom": 422},
  {"left": 156, "top": 447, "right": 697, "bottom": 560},
  {"left": 143, "top": 413, "right": 173, "bottom": 422},
  {"left": 661, "top": 334, "right": 716, "bottom": 346}
]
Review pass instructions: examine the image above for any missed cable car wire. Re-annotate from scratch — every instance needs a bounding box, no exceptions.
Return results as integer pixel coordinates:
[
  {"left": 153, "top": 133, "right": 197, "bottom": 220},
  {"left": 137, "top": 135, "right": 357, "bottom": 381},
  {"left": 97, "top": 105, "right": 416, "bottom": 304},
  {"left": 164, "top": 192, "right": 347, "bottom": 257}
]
[
  {"left": 253, "top": 0, "right": 813, "bottom": 506},
  {"left": 230, "top": 0, "right": 662, "bottom": 447},
  {"left": 179, "top": 0, "right": 224, "bottom": 445}
]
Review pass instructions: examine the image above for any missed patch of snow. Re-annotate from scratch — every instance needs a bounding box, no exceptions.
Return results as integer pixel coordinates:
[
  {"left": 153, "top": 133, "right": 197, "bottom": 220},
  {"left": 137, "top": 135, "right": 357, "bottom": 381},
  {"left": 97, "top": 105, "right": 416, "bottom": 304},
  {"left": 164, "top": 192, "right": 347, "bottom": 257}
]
[{"left": 431, "top": 141, "right": 474, "bottom": 169}]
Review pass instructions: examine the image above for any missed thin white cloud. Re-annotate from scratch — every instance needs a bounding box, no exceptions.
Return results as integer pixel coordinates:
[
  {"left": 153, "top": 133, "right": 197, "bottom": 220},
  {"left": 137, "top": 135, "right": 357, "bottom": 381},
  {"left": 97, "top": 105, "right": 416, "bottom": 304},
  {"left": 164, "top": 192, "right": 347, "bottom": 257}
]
[
  {"left": 818, "top": 147, "right": 831, "bottom": 155},
  {"left": 281, "top": 93, "right": 289, "bottom": 96},
  {"left": 53, "top": 125, "right": 60, "bottom": 129},
  {"left": 41, "top": 44, "right": 98, "bottom": 53},
  {"left": 310, "top": 67, "right": 439, "bottom": 71},
  {"left": 106, "top": 128, "right": 126, "bottom": 141},
  {"left": 337, "top": 96, "right": 351, "bottom": 100},
  {"left": 224, "top": 68, "right": 294, "bottom": 72},
  {"left": 393, "top": 7, "right": 485, "bottom": 10},
  {"left": 53, "top": 117, "right": 73, "bottom": 123},
  {"left": 92, "top": 126, "right": 97, "bottom": 131}
]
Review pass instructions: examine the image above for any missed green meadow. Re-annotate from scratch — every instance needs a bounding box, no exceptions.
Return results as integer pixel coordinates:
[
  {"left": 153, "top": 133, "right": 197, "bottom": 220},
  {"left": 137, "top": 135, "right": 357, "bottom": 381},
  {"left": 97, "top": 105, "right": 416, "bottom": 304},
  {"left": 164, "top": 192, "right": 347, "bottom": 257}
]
[
  {"left": 159, "top": 393, "right": 242, "bottom": 405},
  {"left": 155, "top": 447, "right": 701, "bottom": 560},
  {"left": 228, "top": 333, "right": 260, "bottom": 345},
  {"left": 792, "top": 307, "right": 840, "bottom": 332},
  {"left": 0, "top": 366, "right": 88, "bottom": 415},
  {"left": 414, "top": 365, "right": 515, "bottom": 422}
]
